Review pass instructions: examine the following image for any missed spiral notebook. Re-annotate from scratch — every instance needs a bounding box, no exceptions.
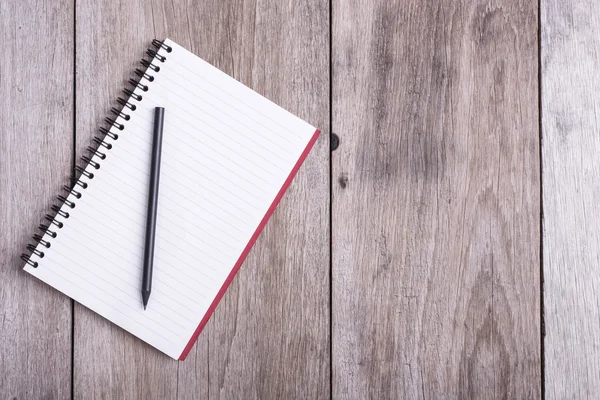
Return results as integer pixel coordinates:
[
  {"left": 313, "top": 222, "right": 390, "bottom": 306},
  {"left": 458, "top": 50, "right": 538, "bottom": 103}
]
[{"left": 21, "top": 39, "right": 320, "bottom": 360}]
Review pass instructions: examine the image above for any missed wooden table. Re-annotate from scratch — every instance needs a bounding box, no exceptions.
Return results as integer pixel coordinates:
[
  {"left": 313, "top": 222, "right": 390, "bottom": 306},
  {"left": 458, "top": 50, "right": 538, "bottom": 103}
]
[{"left": 1, "top": 0, "right": 597, "bottom": 398}]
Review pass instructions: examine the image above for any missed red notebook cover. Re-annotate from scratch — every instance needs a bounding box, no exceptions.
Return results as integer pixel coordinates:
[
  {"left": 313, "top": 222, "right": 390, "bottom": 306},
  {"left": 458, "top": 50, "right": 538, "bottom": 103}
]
[{"left": 179, "top": 128, "right": 320, "bottom": 360}]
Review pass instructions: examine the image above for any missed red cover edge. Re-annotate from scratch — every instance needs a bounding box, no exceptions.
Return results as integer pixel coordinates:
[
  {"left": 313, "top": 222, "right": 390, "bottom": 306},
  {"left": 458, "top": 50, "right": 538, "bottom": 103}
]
[{"left": 179, "top": 128, "right": 321, "bottom": 360}]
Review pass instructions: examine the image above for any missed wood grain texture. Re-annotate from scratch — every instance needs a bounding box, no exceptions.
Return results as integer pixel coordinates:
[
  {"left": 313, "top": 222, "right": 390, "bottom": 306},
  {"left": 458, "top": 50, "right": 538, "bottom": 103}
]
[
  {"left": 74, "top": 1, "right": 179, "bottom": 399},
  {"left": 172, "top": 1, "right": 330, "bottom": 399},
  {"left": 0, "top": 0, "right": 73, "bottom": 398},
  {"left": 542, "top": 1, "right": 600, "bottom": 397},
  {"left": 75, "top": 1, "right": 329, "bottom": 399},
  {"left": 332, "top": 1, "right": 540, "bottom": 398}
]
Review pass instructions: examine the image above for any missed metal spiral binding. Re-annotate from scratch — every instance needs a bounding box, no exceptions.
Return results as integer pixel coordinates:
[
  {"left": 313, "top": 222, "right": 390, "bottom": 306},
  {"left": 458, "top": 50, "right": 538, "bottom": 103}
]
[{"left": 20, "top": 39, "right": 171, "bottom": 268}]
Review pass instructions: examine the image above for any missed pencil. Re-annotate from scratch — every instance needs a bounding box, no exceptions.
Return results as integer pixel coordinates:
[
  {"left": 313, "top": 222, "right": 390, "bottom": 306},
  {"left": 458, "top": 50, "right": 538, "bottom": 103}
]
[{"left": 142, "top": 107, "right": 165, "bottom": 310}]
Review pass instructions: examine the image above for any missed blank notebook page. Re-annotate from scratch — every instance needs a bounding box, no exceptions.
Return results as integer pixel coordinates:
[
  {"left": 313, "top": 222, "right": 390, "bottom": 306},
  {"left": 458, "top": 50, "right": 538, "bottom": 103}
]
[{"left": 23, "top": 38, "right": 319, "bottom": 360}]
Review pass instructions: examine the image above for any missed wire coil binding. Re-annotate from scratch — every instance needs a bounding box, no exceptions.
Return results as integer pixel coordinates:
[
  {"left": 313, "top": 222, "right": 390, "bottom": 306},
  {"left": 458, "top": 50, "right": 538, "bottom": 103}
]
[{"left": 20, "top": 39, "right": 171, "bottom": 268}]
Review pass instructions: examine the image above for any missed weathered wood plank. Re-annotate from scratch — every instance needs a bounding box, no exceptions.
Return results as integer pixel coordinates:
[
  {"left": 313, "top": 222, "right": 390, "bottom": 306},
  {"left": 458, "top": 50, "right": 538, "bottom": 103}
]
[
  {"left": 192, "top": 1, "right": 330, "bottom": 397},
  {"left": 73, "top": 2, "right": 179, "bottom": 399},
  {"left": 332, "top": 1, "right": 540, "bottom": 398},
  {"left": 0, "top": 0, "right": 73, "bottom": 398},
  {"left": 75, "top": 1, "right": 329, "bottom": 399},
  {"left": 542, "top": 1, "right": 600, "bottom": 397}
]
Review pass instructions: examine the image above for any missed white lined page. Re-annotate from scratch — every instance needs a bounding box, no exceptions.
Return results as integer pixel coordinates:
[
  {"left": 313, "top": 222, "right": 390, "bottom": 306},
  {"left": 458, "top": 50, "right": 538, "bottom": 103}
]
[{"left": 23, "top": 38, "right": 318, "bottom": 359}]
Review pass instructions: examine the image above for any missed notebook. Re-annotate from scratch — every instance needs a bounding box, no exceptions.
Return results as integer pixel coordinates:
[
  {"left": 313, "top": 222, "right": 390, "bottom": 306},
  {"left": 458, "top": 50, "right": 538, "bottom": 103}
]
[{"left": 20, "top": 39, "right": 320, "bottom": 360}]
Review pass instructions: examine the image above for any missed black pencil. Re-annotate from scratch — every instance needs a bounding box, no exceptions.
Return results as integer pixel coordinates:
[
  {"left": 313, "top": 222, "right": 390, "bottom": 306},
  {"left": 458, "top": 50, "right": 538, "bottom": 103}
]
[{"left": 142, "top": 107, "right": 165, "bottom": 310}]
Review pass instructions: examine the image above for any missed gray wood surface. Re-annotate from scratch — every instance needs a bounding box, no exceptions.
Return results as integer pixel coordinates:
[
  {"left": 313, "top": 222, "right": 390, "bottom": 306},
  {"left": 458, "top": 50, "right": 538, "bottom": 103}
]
[
  {"left": 542, "top": 0, "right": 600, "bottom": 397},
  {"left": 7, "top": 0, "right": 587, "bottom": 398},
  {"left": 331, "top": 1, "right": 541, "bottom": 398},
  {"left": 73, "top": 2, "right": 179, "bottom": 399},
  {"left": 169, "top": 1, "right": 331, "bottom": 399},
  {"left": 0, "top": 1, "right": 74, "bottom": 399},
  {"left": 74, "top": 1, "right": 329, "bottom": 399}
]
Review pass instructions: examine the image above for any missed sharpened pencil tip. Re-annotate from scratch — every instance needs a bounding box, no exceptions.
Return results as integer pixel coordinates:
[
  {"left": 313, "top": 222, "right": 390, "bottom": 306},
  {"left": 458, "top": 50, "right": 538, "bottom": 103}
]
[{"left": 142, "top": 290, "right": 151, "bottom": 310}]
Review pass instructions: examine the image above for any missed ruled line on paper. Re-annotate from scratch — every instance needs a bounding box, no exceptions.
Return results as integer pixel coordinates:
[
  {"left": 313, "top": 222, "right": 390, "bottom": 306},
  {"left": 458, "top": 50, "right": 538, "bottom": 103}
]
[
  {"left": 121, "top": 98, "right": 293, "bottom": 180},
  {"left": 46, "top": 229, "right": 208, "bottom": 319},
  {"left": 107, "top": 136, "right": 271, "bottom": 213},
  {"left": 38, "top": 261, "right": 186, "bottom": 344},
  {"left": 67, "top": 199, "right": 230, "bottom": 284},
  {"left": 85, "top": 164, "right": 251, "bottom": 243},
  {"left": 44, "top": 246, "right": 193, "bottom": 329},
  {"left": 145, "top": 74, "right": 301, "bottom": 158},
  {"left": 123, "top": 106, "right": 287, "bottom": 185},
  {"left": 164, "top": 40, "right": 310, "bottom": 143},
  {"left": 59, "top": 215, "right": 218, "bottom": 293}
]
